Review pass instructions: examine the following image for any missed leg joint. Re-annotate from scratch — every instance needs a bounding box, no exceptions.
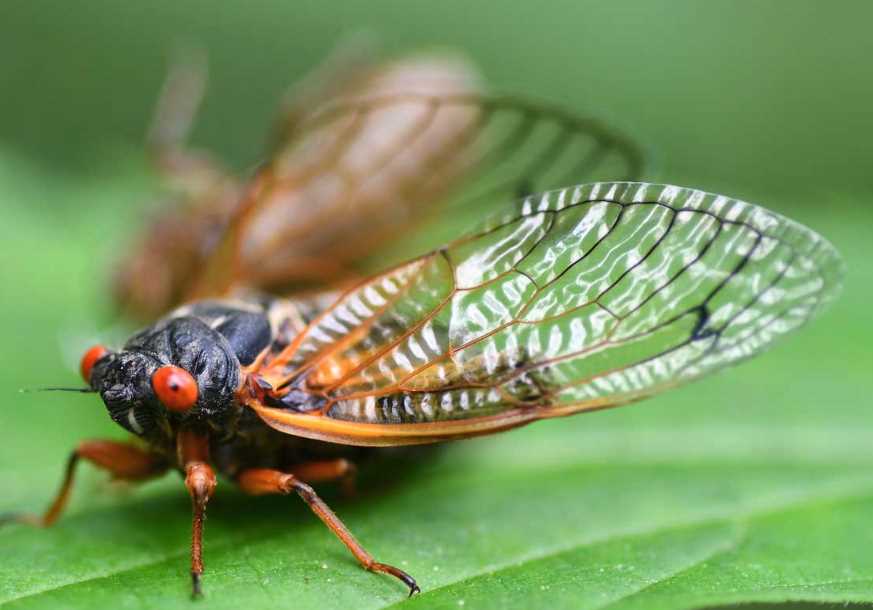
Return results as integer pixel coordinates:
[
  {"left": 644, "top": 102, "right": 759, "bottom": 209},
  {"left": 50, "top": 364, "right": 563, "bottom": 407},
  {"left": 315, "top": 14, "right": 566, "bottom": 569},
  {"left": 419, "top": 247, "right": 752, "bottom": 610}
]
[
  {"left": 185, "top": 462, "right": 217, "bottom": 505},
  {"left": 291, "top": 480, "right": 316, "bottom": 502}
]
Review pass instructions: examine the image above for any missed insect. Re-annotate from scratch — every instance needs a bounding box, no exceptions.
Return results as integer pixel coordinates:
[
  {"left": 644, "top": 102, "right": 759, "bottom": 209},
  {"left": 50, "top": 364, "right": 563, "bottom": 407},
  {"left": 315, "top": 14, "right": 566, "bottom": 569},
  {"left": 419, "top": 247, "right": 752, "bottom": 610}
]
[{"left": 1, "top": 52, "right": 842, "bottom": 600}]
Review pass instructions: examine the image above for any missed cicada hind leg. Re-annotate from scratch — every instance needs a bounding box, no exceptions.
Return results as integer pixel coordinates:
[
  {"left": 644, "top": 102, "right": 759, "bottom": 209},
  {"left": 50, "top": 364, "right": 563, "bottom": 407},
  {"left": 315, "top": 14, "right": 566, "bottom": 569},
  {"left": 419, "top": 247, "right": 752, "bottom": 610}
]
[
  {"left": 0, "top": 440, "right": 167, "bottom": 528},
  {"left": 237, "top": 464, "right": 419, "bottom": 597},
  {"left": 286, "top": 458, "right": 358, "bottom": 497}
]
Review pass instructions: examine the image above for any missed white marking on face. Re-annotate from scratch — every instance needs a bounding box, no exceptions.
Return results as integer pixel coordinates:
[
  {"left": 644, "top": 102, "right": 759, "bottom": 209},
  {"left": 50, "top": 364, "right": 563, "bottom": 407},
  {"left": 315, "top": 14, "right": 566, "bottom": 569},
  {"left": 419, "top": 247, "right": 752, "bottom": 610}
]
[{"left": 126, "top": 407, "right": 144, "bottom": 434}]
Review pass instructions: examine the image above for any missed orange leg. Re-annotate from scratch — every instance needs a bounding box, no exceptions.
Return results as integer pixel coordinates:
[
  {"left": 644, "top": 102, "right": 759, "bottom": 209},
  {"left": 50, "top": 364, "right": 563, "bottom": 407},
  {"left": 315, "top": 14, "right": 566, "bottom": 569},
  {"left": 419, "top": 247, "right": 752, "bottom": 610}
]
[
  {"left": 237, "top": 467, "right": 419, "bottom": 597},
  {"left": 178, "top": 430, "right": 217, "bottom": 597},
  {"left": 0, "top": 440, "right": 167, "bottom": 528},
  {"left": 287, "top": 458, "right": 357, "bottom": 497}
]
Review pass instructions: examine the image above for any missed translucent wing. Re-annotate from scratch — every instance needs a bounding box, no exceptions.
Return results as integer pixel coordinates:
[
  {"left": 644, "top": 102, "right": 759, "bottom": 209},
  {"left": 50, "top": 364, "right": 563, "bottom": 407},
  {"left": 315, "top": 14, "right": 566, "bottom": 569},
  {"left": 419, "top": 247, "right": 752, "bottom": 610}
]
[
  {"left": 194, "top": 58, "right": 644, "bottom": 297},
  {"left": 115, "top": 53, "right": 644, "bottom": 321},
  {"left": 248, "top": 182, "right": 843, "bottom": 446}
]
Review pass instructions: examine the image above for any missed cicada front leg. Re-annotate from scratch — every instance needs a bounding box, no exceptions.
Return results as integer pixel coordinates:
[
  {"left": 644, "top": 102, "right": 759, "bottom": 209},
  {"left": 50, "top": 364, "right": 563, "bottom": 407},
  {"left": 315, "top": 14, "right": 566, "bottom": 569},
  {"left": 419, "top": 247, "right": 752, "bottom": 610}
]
[
  {"left": 237, "top": 467, "right": 419, "bottom": 597},
  {"left": 178, "top": 430, "right": 217, "bottom": 598},
  {"left": 0, "top": 440, "right": 167, "bottom": 528}
]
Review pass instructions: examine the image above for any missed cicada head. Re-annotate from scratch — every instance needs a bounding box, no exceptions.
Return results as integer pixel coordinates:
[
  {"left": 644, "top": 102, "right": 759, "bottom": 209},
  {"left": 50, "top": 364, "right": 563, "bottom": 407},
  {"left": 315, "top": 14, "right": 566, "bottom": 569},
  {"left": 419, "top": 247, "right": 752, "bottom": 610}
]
[{"left": 82, "top": 312, "right": 248, "bottom": 440}]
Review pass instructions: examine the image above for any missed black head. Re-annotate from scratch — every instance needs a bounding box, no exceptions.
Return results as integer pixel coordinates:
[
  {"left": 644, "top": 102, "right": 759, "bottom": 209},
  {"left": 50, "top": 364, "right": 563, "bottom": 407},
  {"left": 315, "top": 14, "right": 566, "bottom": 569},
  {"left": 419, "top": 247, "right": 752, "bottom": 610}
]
[{"left": 86, "top": 315, "right": 242, "bottom": 439}]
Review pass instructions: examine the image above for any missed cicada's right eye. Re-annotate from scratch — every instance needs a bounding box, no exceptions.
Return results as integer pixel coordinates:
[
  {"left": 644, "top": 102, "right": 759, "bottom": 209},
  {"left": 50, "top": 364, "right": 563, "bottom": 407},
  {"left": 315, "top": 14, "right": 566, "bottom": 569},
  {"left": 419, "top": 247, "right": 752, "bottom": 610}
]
[
  {"left": 151, "top": 365, "right": 199, "bottom": 412},
  {"left": 80, "top": 345, "right": 110, "bottom": 384}
]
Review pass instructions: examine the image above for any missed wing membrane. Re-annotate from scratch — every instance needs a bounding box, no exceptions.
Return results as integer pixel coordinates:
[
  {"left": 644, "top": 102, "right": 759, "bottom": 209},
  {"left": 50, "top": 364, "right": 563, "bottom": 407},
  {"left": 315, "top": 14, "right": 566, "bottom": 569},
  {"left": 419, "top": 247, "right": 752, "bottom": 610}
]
[
  {"left": 116, "top": 54, "right": 644, "bottom": 320},
  {"left": 250, "top": 182, "right": 843, "bottom": 445},
  {"left": 198, "top": 58, "right": 644, "bottom": 296}
]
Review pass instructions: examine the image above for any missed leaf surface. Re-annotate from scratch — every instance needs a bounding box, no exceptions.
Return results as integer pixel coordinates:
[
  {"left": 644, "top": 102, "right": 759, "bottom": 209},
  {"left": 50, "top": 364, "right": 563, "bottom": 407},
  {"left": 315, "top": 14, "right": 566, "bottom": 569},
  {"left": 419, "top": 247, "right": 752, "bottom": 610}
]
[{"left": 0, "top": 156, "right": 871, "bottom": 610}]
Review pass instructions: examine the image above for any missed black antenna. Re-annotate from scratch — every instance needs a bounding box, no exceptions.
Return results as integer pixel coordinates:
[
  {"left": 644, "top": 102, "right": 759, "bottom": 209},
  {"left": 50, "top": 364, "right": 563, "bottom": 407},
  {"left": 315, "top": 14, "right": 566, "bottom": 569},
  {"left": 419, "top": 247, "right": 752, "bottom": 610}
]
[{"left": 19, "top": 387, "right": 96, "bottom": 394}]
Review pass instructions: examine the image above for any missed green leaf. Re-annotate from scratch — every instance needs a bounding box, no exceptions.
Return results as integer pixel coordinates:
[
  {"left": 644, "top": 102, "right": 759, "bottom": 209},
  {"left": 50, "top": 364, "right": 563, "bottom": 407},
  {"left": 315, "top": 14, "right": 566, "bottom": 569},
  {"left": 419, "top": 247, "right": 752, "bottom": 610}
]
[{"left": 0, "top": 154, "right": 871, "bottom": 610}]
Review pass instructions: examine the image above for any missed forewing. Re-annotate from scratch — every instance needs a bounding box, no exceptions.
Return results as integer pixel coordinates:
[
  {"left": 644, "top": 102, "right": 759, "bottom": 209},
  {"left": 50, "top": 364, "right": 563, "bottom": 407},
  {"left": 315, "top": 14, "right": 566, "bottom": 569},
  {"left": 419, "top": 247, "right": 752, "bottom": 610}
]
[
  {"left": 197, "top": 57, "right": 644, "bottom": 296},
  {"left": 250, "top": 182, "right": 842, "bottom": 446}
]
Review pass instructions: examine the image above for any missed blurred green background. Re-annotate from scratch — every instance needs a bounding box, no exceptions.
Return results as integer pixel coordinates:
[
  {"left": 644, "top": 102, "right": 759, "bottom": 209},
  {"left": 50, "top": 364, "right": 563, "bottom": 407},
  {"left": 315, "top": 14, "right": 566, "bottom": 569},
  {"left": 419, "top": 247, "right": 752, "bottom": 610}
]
[{"left": 1, "top": 2, "right": 872, "bottom": 609}]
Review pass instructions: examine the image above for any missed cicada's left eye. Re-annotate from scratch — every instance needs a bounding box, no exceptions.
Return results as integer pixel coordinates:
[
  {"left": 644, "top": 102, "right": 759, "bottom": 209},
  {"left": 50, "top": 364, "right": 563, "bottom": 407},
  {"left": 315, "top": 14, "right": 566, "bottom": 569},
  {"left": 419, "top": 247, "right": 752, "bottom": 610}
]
[
  {"left": 80, "top": 345, "right": 110, "bottom": 384},
  {"left": 151, "top": 365, "right": 199, "bottom": 412}
]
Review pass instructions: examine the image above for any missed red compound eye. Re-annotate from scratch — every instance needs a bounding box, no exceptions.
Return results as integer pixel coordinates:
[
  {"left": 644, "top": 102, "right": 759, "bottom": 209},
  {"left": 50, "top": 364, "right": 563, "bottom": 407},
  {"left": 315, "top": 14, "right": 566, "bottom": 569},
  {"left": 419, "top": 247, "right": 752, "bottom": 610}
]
[
  {"left": 80, "top": 345, "right": 109, "bottom": 384},
  {"left": 151, "top": 365, "right": 199, "bottom": 412}
]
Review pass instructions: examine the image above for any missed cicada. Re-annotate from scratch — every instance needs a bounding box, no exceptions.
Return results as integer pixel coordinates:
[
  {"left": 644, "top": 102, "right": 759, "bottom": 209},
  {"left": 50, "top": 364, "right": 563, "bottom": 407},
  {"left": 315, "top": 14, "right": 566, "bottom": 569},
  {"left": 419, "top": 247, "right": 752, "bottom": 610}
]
[{"left": 1, "top": 52, "right": 842, "bottom": 599}]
